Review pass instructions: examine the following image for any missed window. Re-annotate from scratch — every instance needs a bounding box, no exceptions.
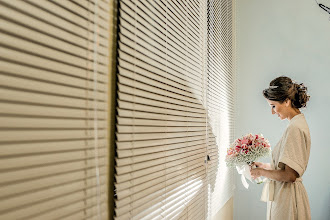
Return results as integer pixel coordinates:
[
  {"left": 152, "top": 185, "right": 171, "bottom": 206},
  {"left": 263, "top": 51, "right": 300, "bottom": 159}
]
[
  {"left": 114, "top": 0, "right": 235, "bottom": 219},
  {"left": 0, "top": 0, "right": 109, "bottom": 219}
]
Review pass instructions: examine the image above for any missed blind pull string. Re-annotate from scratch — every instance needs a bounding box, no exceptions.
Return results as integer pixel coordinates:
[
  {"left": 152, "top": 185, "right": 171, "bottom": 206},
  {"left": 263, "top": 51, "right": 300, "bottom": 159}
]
[
  {"left": 183, "top": 1, "right": 189, "bottom": 214},
  {"left": 130, "top": 1, "right": 137, "bottom": 217},
  {"left": 164, "top": 1, "right": 168, "bottom": 216},
  {"left": 165, "top": 0, "right": 167, "bottom": 216},
  {"left": 93, "top": 0, "right": 101, "bottom": 219},
  {"left": 314, "top": 0, "right": 330, "bottom": 20},
  {"left": 204, "top": 1, "right": 209, "bottom": 217}
]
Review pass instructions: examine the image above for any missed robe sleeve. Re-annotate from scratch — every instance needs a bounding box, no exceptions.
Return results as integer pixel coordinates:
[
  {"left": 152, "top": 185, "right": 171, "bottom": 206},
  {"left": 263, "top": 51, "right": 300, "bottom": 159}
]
[{"left": 277, "top": 125, "right": 308, "bottom": 177}]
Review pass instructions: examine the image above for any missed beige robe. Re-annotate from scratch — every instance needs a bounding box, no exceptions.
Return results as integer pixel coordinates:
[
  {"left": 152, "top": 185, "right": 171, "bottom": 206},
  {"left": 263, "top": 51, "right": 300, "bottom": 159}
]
[{"left": 262, "top": 114, "right": 311, "bottom": 220}]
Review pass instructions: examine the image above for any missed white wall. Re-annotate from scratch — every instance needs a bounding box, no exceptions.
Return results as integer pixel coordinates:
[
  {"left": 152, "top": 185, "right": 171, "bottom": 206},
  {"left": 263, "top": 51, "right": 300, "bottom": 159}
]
[
  {"left": 234, "top": 0, "right": 330, "bottom": 219},
  {"left": 213, "top": 197, "right": 233, "bottom": 220}
]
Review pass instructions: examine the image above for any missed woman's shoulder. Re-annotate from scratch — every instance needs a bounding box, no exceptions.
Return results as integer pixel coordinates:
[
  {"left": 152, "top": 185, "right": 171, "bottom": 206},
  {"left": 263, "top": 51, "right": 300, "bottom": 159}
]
[
  {"left": 286, "top": 115, "right": 310, "bottom": 138},
  {"left": 289, "top": 114, "right": 309, "bottom": 128}
]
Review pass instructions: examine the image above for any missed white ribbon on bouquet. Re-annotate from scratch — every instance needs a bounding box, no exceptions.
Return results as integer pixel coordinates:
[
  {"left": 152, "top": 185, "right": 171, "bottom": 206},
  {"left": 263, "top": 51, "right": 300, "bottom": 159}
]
[
  {"left": 236, "top": 164, "right": 253, "bottom": 189},
  {"left": 236, "top": 164, "right": 263, "bottom": 189}
]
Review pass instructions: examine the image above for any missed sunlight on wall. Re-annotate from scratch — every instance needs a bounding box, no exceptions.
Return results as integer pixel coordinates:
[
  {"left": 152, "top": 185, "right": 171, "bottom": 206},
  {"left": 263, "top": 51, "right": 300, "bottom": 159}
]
[{"left": 208, "top": 104, "right": 235, "bottom": 217}]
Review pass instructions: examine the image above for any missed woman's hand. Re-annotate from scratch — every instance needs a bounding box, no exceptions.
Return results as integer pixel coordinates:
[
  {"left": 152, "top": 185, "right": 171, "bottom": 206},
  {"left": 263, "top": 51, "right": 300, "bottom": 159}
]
[
  {"left": 250, "top": 168, "right": 264, "bottom": 180},
  {"left": 251, "top": 162, "right": 271, "bottom": 170}
]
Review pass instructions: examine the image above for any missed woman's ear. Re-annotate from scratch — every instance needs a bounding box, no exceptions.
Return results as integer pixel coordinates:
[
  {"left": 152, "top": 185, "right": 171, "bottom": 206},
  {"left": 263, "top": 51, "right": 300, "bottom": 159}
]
[{"left": 285, "top": 98, "right": 291, "bottom": 107}]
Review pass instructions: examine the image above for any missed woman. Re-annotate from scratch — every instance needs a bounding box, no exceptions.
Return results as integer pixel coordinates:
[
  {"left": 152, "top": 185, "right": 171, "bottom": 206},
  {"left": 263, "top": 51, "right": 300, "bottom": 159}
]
[{"left": 250, "top": 76, "right": 311, "bottom": 220}]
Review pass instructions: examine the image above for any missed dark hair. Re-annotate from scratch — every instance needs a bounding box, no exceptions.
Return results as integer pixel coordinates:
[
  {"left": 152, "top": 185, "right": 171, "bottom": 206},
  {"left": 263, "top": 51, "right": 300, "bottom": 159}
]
[{"left": 262, "top": 76, "right": 310, "bottom": 109}]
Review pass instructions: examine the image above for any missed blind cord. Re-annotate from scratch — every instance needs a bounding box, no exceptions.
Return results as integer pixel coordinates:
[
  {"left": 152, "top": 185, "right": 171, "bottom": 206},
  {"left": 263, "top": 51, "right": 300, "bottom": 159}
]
[
  {"left": 314, "top": 0, "right": 330, "bottom": 20},
  {"left": 93, "top": 0, "right": 102, "bottom": 219}
]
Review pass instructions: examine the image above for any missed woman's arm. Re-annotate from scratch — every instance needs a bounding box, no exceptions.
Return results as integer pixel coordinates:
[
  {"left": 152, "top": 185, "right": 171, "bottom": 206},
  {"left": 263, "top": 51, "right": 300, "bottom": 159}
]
[{"left": 250, "top": 164, "right": 299, "bottom": 182}]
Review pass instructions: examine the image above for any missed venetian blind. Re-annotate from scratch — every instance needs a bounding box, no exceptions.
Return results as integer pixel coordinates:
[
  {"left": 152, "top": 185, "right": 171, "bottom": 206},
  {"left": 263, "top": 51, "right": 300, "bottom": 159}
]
[
  {"left": 206, "top": 0, "right": 236, "bottom": 217},
  {"left": 115, "top": 0, "right": 211, "bottom": 219},
  {"left": 0, "top": 0, "right": 109, "bottom": 219}
]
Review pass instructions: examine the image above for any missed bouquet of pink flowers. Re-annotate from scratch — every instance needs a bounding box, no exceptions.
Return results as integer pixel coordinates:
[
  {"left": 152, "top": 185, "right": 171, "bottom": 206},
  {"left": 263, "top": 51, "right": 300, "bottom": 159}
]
[{"left": 225, "top": 133, "right": 271, "bottom": 188}]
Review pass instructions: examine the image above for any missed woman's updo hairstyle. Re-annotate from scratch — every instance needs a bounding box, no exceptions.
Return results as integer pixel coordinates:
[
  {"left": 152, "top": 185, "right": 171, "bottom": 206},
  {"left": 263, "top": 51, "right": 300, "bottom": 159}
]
[{"left": 262, "top": 76, "right": 310, "bottom": 109}]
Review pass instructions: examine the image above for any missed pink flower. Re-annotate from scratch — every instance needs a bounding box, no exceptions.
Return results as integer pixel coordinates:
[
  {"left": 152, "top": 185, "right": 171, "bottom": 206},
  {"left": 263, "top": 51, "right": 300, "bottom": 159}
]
[{"left": 241, "top": 139, "right": 248, "bottom": 144}]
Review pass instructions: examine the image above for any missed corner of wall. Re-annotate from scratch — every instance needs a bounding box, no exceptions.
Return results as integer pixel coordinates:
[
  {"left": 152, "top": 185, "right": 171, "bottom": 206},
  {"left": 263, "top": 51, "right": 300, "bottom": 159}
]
[{"left": 212, "top": 196, "right": 234, "bottom": 220}]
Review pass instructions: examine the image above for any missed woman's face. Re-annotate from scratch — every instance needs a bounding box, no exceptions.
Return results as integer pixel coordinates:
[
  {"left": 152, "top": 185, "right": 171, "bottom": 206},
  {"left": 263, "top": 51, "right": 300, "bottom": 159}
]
[{"left": 266, "top": 99, "right": 290, "bottom": 120}]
